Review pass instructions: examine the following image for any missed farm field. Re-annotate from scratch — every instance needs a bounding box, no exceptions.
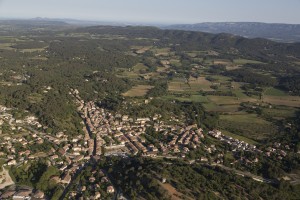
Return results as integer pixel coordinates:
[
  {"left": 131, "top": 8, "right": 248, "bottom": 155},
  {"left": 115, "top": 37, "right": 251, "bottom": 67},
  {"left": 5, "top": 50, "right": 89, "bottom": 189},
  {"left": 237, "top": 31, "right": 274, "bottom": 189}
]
[
  {"left": 19, "top": 47, "right": 48, "bottom": 53},
  {"left": 221, "top": 130, "right": 258, "bottom": 145},
  {"left": 262, "top": 106, "right": 297, "bottom": 119},
  {"left": 0, "top": 43, "right": 15, "bottom": 50},
  {"left": 264, "top": 87, "right": 287, "bottom": 96},
  {"left": 233, "top": 59, "right": 263, "bottom": 65},
  {"left": 219, "top": 113, "right": 278, "bottom": 141},
  {"left": 204, "top": 104, "right": 240, "bottom": 112},
  {"left": 152, "top": 47, "right": 172, "bottom": 56},
  {"left": 168, "top": 77, "right": 213, "bottom": 92},
  {"left": 131, "top": 46, "right": 153, "bottom": 54},
  {"left": 263, "top": 95, "right": 300, "bottom": 107},
  {"left": 122, "top": 85, "right": 153, "bottom": 97},
  {"left": 213, "top": 59, "right": 232, "bottom": 65},
  {"left": 117, "top": 63, "right": 152, "bottom": 79},
  {"left": 162, "top": 94, "right": 210, "bottom": 103}
]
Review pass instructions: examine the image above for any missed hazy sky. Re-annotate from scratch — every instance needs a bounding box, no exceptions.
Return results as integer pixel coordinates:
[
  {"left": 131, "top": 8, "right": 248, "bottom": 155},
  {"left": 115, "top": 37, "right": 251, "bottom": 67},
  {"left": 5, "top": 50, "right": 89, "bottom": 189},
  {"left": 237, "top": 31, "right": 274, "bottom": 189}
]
[{"left": 0, "top": 0, "right": 300, "bottom": 24}]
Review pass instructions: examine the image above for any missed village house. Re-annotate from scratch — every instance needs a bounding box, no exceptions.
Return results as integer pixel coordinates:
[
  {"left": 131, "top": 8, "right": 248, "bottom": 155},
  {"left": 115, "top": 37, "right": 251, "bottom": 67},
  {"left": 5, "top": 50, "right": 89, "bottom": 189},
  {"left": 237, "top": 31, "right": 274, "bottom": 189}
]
[{"left": 107, "top": 186, "right": 115, "bottom": 193}]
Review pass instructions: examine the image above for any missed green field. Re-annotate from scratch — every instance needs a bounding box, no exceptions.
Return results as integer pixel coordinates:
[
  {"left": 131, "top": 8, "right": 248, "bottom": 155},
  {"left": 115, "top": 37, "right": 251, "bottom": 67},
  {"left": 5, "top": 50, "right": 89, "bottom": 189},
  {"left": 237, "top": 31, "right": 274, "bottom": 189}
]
[
  {"left": 168, "top": 77, "right": 213, "bottom": 92},
  {"left": 123, "top": 85, "right": 153, "bottom": 97},
  {"left": 233, "top": 59, "right": 263, "bottom": 65},
  {"left": 152, "top": 47, "right": 172, "bottom": 56},
  {"left": 0, "top": 43, "right": 15, "bottom": 50},
  {"left": 219, "top": 113, "right": 278, "bottom": 142},
  {"left": 131, "top": 46, "right": 153, "bottom": 54},
  {"left": 221, "top": 130, "right": 258, "bottom": 145},
  {"left": 264, "top": 87, "right": 287, "bottom": 96},
  {"left": 19, "top": 47, "right": 48, "bottom": 53},
  {"left": 262, "top": 106, "right": 297, "bottom": 119},
  {"left": 163, "top": 94, "right": 210, "bottom": 103},
  {"left": 263, "top": 95, "right": 300, "bottom": 107},
  {"left": 117, "top": 63, "right": 152, "bottom": 79}
]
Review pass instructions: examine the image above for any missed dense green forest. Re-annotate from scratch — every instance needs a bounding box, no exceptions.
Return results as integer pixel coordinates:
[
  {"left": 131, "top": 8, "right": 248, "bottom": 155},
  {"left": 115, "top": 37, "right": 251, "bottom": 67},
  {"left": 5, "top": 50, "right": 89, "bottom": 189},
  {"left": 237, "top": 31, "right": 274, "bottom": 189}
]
[{"left": 100, "top": 157, "right": 300, "bottom": 200}]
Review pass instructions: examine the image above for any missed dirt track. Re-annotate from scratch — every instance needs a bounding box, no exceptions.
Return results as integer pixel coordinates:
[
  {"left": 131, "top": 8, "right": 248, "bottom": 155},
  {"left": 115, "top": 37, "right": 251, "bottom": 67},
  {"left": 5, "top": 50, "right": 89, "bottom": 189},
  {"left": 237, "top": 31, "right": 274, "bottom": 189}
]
[{"left": 0, "top": 167, "right": 14, "bottom": 189}]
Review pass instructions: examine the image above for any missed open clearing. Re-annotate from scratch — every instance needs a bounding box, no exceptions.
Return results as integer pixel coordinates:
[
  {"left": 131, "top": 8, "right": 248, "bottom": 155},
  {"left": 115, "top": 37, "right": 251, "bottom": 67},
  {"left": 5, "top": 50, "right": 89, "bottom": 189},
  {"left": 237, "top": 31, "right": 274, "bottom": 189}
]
[
  {"left": 0, "top": 43, "right": 15, "bottom": 50},
  {"left": 168, "top": 77, "right": 213, "bottom": 92},
  {"left": 226, "top": 65, "right": 241, "bottom": 71},
  {"left": 263, "top": 95, "right": 300, "bottom": 107},
  {"left": 264, "top": 87, "right": 287, "bottom": 96},
  {"left": 262, "top": 107, "right": 297, "bottom": 119},
  {"left": 19, "top": 47, "right": 48, "bottom": 53},
  {"left": 213, "top": 59, "right": 232, "bottom": 65},
  {"left": 131, "top": 46, "right": 152, "bottom": 54},
  {"left": 159, "top": 182, "right": 191, "bottom": 200},
  {"left": 208, "top": 95, "right": 257, "bottom": 106},
  {"left": 219, "top": 113, "right": 278, "bottom": 141},
  {"left": 163, "top": 94, "right": 210, "bottom": 103},
  {"left": 123, "top": 85, "right": 153, "bottom": 97},
  {"left": 0, "top": 167, "right": 14, "bottom": 189},
  {"left": 221, "top": 130, "right": 258, "bottom": 145},
  {"left": 117, "top": 63, "right": 152, "bottom": 79},
  {"left": 28, "top": 93, "right": 44, "bottom": 103},
  {"left": 233, "top": 59, "right": 263, "bottom": 65},
  {"left": 152, "top": 47, "right": 172, "bottom": 56},
  {"left": 204, "top": 104, "right": 240, "bottom": 112}
]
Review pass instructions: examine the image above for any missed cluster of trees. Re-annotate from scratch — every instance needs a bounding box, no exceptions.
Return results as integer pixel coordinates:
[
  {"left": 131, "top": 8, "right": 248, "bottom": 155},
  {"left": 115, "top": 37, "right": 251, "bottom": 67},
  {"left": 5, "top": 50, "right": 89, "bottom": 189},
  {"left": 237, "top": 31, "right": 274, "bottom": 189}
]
[
  {"left": 225, "top": 69, "right": 277, "bottom": 87},
  {"left": 279, "top": 75, "right": 300, "bottom": 95},
  {"left": 94, "top": 94, "right": 220, "bottom": 131},
  {"left": 181, "top": 102, "right": 219, "bottom": 129},
  {"left": 102, "top": 157, "right": 300, "bottom": 200},
  {"left": 10, "top": 160, "right": 62, "bottom": 198},
  {"left": 103, "top": 157, "right": 171, "bottom": 199},
  {"left": 146, "top": 81, "right": 168, "bottom": 97},
  {"left": 208, "top": 64, "right": 227, "bottom": 74},
  {"left": 245, "top": 63, "right": 300, "bottom": 74}
]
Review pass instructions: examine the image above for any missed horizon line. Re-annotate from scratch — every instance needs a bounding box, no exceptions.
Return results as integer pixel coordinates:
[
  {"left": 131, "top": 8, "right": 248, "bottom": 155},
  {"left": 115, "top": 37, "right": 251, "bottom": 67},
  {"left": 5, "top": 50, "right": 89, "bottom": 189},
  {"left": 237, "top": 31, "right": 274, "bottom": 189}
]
[{"left": 0, "top": 17, "right": 300, "bottom": 26}]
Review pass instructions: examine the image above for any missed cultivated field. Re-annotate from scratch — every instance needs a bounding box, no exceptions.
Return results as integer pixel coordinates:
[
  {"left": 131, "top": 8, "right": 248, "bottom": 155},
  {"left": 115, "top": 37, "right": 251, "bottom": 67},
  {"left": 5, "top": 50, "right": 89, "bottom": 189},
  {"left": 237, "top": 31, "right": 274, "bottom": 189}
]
[
  {"left": 168, "top": 77, "right": 213, "bottom": 92},
  {"left": 131, "top": 46, "right": 153, "bottom": 54},
  {"left": 122, "top": 85, "right": 153, "bottom": 97},
  {"left": 0, "top": 43, "right": 15, "bottom": 50},
  {"left": 263, "top": 95, "right": 300, "bottom": 107},
  {"left": 233, "top": 59, "right": 263, "bottom": 65},
  {"left": 219, "top": 113, "right": 278, "bottom": 141}
]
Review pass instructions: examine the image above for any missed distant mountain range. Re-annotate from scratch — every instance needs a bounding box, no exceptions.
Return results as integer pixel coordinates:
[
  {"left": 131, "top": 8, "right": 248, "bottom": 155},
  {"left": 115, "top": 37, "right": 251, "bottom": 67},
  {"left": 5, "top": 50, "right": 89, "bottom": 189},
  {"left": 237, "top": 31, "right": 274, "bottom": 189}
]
[
  {"left": 2, "top": 18, "right": 300, "bottom": 43},
  {"left": 164, "top": 22, "right": 300, "bottom": 43}
]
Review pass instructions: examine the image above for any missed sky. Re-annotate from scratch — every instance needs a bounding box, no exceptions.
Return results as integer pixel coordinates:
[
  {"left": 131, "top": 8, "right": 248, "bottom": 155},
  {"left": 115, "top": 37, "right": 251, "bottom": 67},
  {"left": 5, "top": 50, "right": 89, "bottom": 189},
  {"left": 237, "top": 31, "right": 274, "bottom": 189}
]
[{"left": 0, "top": 0, "right": 300, "bottom": 24}]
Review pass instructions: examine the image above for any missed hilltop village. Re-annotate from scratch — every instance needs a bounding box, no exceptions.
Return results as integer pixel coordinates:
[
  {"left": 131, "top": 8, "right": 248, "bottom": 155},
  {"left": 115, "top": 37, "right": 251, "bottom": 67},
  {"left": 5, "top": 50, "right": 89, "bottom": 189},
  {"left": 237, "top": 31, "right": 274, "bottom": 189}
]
[{"left": 0, "top": 89, "right": 292, "bottom": 199}]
